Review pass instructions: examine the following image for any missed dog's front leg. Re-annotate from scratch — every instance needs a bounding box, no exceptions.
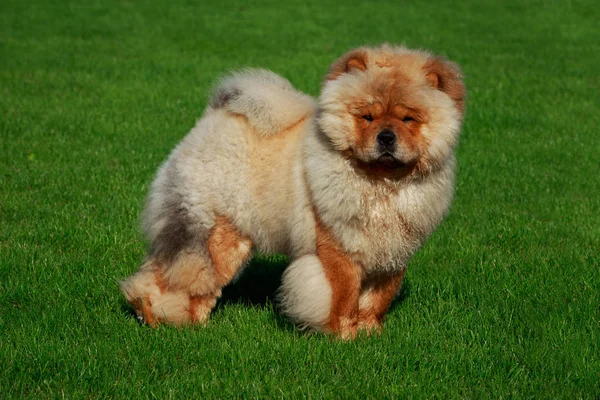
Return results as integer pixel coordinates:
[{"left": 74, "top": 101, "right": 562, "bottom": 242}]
[
  {"left": 358, "top": 269, "right": 406, "bottom": 334},
  {"left": 315, "top": 220, "right": 362, "bottom": 340}
]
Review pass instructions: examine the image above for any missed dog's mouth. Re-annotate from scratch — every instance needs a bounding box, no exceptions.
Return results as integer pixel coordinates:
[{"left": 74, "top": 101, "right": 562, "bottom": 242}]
[
  {"left": 371, "top": 153, "right": 407, "bottom": 169},
  {"left": 343, "top": 148, "right": 417, "bottom": 179},
  {"left": 349, "top": 151, "right": 416, "bottom": 180}
]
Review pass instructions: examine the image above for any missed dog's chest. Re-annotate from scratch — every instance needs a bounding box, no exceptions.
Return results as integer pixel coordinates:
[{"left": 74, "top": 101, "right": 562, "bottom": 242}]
[{"left": 332, "top": 187, "right": 427, "bottom": 273}]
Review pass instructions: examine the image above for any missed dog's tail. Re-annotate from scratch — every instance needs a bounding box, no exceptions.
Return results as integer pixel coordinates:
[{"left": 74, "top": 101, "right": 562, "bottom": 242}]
[{"left": 209, "top": 69, "right": 316, "bottom": 136}]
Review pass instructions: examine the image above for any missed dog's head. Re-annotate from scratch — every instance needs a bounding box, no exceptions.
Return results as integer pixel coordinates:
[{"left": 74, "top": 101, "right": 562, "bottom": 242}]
[{"left": 318, "top": 45, "right": 465, "bottom": 179}]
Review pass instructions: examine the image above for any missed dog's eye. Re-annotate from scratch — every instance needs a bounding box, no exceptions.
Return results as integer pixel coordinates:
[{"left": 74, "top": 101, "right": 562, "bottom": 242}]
[
  {"left": 362, "top": 115, "right": 373, "bottom": 122},
  {"left": 402, "top": 116, "right": 415, "bottom": 123}
]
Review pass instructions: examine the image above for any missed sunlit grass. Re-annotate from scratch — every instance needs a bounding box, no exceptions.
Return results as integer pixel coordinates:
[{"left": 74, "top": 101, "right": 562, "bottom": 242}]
[{"left": 1, "top": 0, "right": 598, "bottom": 397}]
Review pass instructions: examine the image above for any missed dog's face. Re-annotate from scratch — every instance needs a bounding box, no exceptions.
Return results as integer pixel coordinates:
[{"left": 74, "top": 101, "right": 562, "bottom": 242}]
[{"left": 318, "top": 45, "right": 465, "bottom": 179}]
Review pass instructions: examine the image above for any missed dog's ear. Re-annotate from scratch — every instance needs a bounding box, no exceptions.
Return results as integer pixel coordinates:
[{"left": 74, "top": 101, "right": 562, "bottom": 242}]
[
  {"left": 326, "top": 49, "right": 369, "bottom": 81},
  {"left": 424, "top": 57, "right": 466, "bottom": 113}
]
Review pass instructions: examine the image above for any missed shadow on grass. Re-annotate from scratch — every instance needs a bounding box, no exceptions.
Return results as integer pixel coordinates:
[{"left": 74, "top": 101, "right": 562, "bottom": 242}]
[
  {"left": 216, "top": 255, "right": 296, "bottom": 332},
  {"left": 218, "top": 255, "right": 288, "bottom": 307},
  {"left": 390, "top": 278, "right": 411, "bottom": 311}
]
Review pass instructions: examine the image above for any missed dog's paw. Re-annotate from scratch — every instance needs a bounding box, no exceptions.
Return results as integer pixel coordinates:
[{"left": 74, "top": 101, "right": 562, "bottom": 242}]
[
  {"left": 357, "top": 316, "right": 383, "bottom": 336},
  {"left": 129, "top": 292, "right": 218, "bottom": 327},
  {"left": 121, "top": 267, "right": 218, "bottom": 327},
  {"left": 335, "top": 317, "right": 359, "bottom": 340}
]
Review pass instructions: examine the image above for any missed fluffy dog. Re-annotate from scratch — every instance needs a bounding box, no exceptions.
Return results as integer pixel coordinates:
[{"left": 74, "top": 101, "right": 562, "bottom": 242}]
[{"left": 120, "top": 44, "right": 465, "bottom": 338}]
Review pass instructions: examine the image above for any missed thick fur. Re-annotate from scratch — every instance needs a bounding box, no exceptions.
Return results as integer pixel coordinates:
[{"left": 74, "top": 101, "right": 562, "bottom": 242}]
[
  {"left": 278, "top": 255, "right": 332, "bottom": 330},
  {"left": 120, "top": 45, "right": 465, "bottom": 337},
  {"left": 209, "top": 69, "right": 315, "bottom": 136}
]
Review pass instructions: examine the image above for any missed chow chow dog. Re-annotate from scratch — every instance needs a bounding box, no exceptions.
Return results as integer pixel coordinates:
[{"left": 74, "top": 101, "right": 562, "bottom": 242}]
[{"left": 120, "top": 44, "right": 465, "bottom": 339}]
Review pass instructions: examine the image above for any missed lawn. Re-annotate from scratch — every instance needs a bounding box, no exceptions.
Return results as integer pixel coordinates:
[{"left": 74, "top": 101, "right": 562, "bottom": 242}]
[{"left": 1, "top": 0, "right": 599, "bottom": 398}]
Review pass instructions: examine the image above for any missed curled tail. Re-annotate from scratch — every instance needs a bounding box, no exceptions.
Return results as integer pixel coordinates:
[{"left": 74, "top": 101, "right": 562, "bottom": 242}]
[{"left": 209, "top": 69, "right": 316, "bottom": 136}]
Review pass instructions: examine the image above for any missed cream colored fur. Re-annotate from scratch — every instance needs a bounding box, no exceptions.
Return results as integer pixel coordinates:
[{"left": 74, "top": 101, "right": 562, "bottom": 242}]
[
  {"left": 120, "top": 262, "right": 199, "bottom": 325},
  {"left": 121, "top": 45, "right": 464, "bottom": 333},
  {"left": 278, "top": 255, "right": 332, "bottom": 330},
  {"left": 209, "top": 69, "right": 315, "bottom": 136}
]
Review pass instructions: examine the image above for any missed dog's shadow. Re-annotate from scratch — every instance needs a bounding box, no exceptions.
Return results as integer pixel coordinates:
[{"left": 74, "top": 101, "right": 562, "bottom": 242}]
[
  {"left": 218, "top": 255, "right": 287, "bottom": 307},
  {"left": 215, "top": 255, "right": 294, "bottom": 330}
]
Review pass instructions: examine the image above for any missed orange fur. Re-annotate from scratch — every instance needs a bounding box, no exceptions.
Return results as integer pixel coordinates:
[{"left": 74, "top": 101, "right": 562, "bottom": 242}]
[
  {"left": 423, "top": 57, "right": 466, "bottom": 113},
  {"left": 189, "top": 295, "right": 217, "bottom": 324},
  {"left": 315, "top": 217, "right": 362, "bottom": 339},
  {"left": 154, "top": 269, "right": 168, "bottom": 294},
  {"left": 358, "top": 269, "right": 406, "bottom": 334},
  {"left": 342, "top": 68, "right": 433, "bottom": 180},
  {"left": 207, "top": 215, "right": 253, "bottom": 287},
  {"left": 325, "top": 49, "right": 368, "bottom": 81},
  {"left": 140, "top": 296, "right": 159, "bottom": 328},
  {"left": 163, "top": 253, "right": 215, "bottom": 296}
]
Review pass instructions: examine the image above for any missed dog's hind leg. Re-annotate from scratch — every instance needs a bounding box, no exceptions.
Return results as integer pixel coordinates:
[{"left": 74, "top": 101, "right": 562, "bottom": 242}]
[
  {"left": 184, "top": 215, "right": 253, "bottom": 323},
  {"left": 206, "top": 215, "right": 253, "bottom": 288},
  {"left": 121, "top": 215, "right": 252, "bottom": 327}
]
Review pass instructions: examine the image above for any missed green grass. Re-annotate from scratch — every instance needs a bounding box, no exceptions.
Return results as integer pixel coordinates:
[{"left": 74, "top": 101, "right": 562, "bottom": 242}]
[{"left": 1, "top": 0, "right": 599, "bottom": 397}]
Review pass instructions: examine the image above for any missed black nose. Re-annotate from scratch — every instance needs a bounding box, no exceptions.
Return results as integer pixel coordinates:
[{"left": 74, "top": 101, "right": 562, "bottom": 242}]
[{"left": 377, "top": 130, "right": 396, "bottom": 147}]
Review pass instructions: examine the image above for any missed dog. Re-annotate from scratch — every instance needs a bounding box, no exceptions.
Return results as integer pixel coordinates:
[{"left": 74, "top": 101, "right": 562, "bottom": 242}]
[{"left": 120, "top": 44, "right": 465, "bottom": 339}]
